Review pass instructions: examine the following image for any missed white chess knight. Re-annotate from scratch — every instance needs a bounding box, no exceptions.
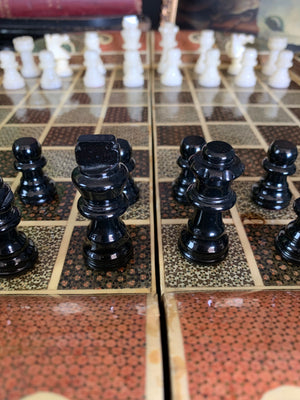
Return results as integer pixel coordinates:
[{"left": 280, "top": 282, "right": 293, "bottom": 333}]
[
  {"left": 194, "top": 29, "right": 215, "bottom": 75},
  {"left": 84, "top": 31, "right": 106, "bottom": 75},
  {"left": 235, "top": 48, "right": 257, "bottom": 88},
  {"left": 44, "top": 33, "right": 73, "bottom": 77},
  {"left": 0, "top": 50, "right": 25, "bottom": 90},
  {"left": 121, "top": 15, "right": 141, "bottom": 51},
  {"left": 225, "top": 33, "right": 255, "bottom": 75},
  {"left": 199, "top": 48, "right": 221, "bottom": 87},
  {"left": 123, "top": 50, "right": 144, "bottom": 87},
  {"left": 83, "top": 50, "right": 105, "bottom": 88},
  {"left": 268, "top": 50, "right": 293, "bottom": 89},
  {"left": 157, "top": 22, "right": 179, "bottom": 74},
  {"left": 13, "top": 36, "right": 40, "bottom": 78},
  {"left": 39, "top": 50, "right": 62, "bottom": 90},
  {"left": 161, "top": 48, "right": 182, "bottom": 87},
  {"left": 262, "top": 36, "right": 287, "bottom": 76}
]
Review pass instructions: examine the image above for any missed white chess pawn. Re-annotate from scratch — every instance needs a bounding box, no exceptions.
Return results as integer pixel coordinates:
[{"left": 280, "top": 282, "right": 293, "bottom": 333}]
[
  {"left": 262, "top": 36, "right": 288, "bottom": 76},
  {"left": 194, "top": 30, "right": 215, "bottom": 75},
  {"left": 13, "top": 36, "right": 40, "bottom": 78},
  {"left": 123, "top": 50, "right": 144, "bottom": 87},
  {"left": 199, "top": 48, "right": 221, "bottom": 87},
  {"left": 84, "top": 31, "right": 106, "bottom": 75},
  {"left": 269, "top": 50, "right": 293, "bottom": 89},
  {"left": 121, "top": 15, "right": 141, "bottom": 51},
  {"left": 0, "top": 50, "right": 25, "bottom": 90},
  {"left": 39, "top": 50, "right": 62, "bottom": 90},
  {"left": 161, "top": 48, "right": 182, "bottom": 87},
  {"left": 157, "top": 22, "right": 179, "bottom": 74},
  {"left": 45, "top": 33, "right": 73, "bottom": 77},
  {"left": 83, "top": 50, "right": 105, "bottom": 88},
  {"left": 235, "top": 48, "right": 257, "bottom": 88},
  {"left": 225, "top": 33, "right": 255, "bottom": 75}
]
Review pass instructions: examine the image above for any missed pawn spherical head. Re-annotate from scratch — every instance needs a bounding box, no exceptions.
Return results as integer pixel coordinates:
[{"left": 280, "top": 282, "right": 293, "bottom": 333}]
[
  {"left": 268, "top": 139, "right": 298, "bottom": 166},
  {"left": 180, "top": 136, "right": 206, "bottom": 159},
  {"left": 13, "top": 137, "right": 42, "bottom": 162}
]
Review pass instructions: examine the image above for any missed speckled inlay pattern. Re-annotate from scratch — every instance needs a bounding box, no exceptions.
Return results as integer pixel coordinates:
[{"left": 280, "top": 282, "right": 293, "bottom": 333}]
[
  {"left": 235, "top": 148, "right": 266, "bottom": 177},
  {"left": 235, "top": 91, "right": 278, "bottom": 104},
  {"left": 246, "top": 106, "right": 294, "bottom": 123},
  {"left": 54, "top": 107, "right": 101, "bottom": 124},
  {"left": 155, "top": 106, "right": 200, "bottom": 124},
  {"left": 157, "top": 148, "right": 180, "bottom": 179},
  {"left": 43, "top": 149, "right": 76, "bottom": 178},
  {"left": 7, "top": 108, "right": 54, "bottom": 124},
  {"left": 0, "top": 150, "right": 18, "bottom": 177},
  {"left": 109, "top": 91, "right": 148, "bottom": 105},
  {"left": 156, "top": 125, "right": 204, "bottom": 146},
  {"left": 202, "top": 106, "right": 246, "bottom": 122},
  {"left": 162, "top": 224, "right": 254, "bottom": 288},
  {"left": 171, "top": 290, "right": 300, "bottom": 400},
  {"left": 64, "top": 92, "right": 105, "bottom": 105},
  {"left": 104, "top": 106, "right": 148, "bottom": 123},
  {"left": 44, "top": 126, "right": 95, "bottom": 146},
  {"left": 207, "top": 124, "right": 260, "bottom": 145},
  {"left": 100, "top": 125, "right": 149, "bottom": 147},
  {"left": 0, "top": 125, "right": 45, "bottom": 146},
  {"left": 155, "top": 91, "right": 193, "bottom": 104},
  {"left": 256, "top": 125, "right": 300, "bottom": 145},
  {"left": 195, "top": 90, "right": 236, "bottom": 105}
]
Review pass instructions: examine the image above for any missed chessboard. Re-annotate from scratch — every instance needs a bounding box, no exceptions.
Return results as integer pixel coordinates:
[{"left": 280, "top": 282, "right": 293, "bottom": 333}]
[{"left": 1, "top": 29, "right": 300, "bottom": 400}]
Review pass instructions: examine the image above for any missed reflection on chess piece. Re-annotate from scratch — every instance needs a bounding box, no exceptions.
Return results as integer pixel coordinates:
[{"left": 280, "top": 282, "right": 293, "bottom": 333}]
[
  {"left": 235, "top": 48, "right": 257, "bottom": 88},
  {"left": 172, "top": 135, "right": 206, "bottom": 204},
  {"left": 275, "top": 198, "right": 300, "bottom": 265},
  {"left": 178, "top": 141, "right": 244, "bottom": 263},
  {"left": 269, "top": 50, "right": 293, "bottom": 89},
  {"left": 161, "top": 48, "right": 182, "bottom": 86},
  {"left": 13, "top": 36, "right": 40, "bottom": 78},
  {"left": 199, "top": 48, "right": 221, "bottom": 87},
  {"left": 262, "top": 36, "right": 287, "bottom": 76},
  {"left": 45, "top": 33, "right": 73, "bottom": 77},
  {"left": 225, "top": 33, "right": 255, "bottom": 75},
  {"left": 39, "top": 50, "right": 62, "bottom": 90},
  {"left": 0, "top": 176, "right": 38, "bottom": 276},
  {"left": 118, "top": 138, "right": 139, "bottom": 205},
  {"left": 72, "top": 134, "right": 133, "bottom": 270},
  {"left": 0, "top": 50, "right": 25, "bottom": 90},
  {"left": 83, "top": 50, "right": 105, "bottom": 88},
  {"left": 13, "top": 137, "right": 57, "bottom": 205},
  {"left": 194, "top": 29, "right": 215, "bottom": 75},
  {"left": 252, "top": 140, "right": 298, "bottom": 210}
]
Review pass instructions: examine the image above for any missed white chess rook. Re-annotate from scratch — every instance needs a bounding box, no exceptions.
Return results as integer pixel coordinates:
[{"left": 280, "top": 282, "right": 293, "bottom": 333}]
[
  {"left": 39, "top": 50, "right": 62, "bottom": 90},
  {"left": 0, "top": 50, "right": 25, "bottom": 90},
  {"left": 194, "top": 29, "right": 215, "bottom": 75},
  {"left": 199, "top": 48, "right": 221, "bottom": 87},
  {"left": 83, "top": 50, "right": 105, "bottom": 88},
  {"left": 269, "top": 50, "right": 293, "bottom": 89},
  {"left": 13, "top": 36, "right": 40, "bottom": 78},
  {"left": 235, "top": 48, "right": 257, "bottom": 88},
  {"left": 262, "top": 36, "right": 287, "bottom": 76},
  {"left": 161, "top": 48, "right": 182, "bottom": 87}
]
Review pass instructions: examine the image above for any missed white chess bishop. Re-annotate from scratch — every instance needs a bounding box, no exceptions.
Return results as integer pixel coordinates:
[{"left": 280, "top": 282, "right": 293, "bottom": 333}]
[
  {"left": 84, "top": 31, "right": 106, "bottom": 75},
  {"left": 194, "top": 29, "right": 215, "bottom": 75},
  {"left": 235, "top": 48, "right": 257, "bottom": 88},
  {"left": 0, "top": 50, "right": 25, "bottom": 90},
  {"left": 39, "top": 50, "right": 62, "bottom": 90},
  {"left": 157, "top": 22, "right": 179, "bottom": 74},
  {"left": 83, "top": 50, "right": 105, "bottom": 88},
  {"left": 123, "top": 50, "right": 144, "bottom": 87},
  {"left": 225, "top": 33, "right": 255, "bottom": 75},
  {"left": 199, "top": 48, "right": 221, "bottom": 87},
  {"left": 45, "top": 33, "right": 73, "bottom": 77},
  {"left": 262, "top": 36, "right": 287, "bottom": 76},
  {"left": 13, "top": 36, "right": 40, "bottom": 78},
  {"left": 161, "top": 48, "right": 182, "bottom": 87},
  {"left": 269, "top": 50, "right": 293, "bottom": 89}
]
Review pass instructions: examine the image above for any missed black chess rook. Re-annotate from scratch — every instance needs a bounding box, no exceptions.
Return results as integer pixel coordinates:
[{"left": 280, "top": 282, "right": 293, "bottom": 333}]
[
  {"left": 275, "top": 197, "right": 300, "bottom": 265},
  {"left": 178, "top": 141, "right": 244, "bottom": 264},
  {"left": 252, "top": 139, "right": 298, "bottom": 210},
  {"left": 117, "top": 138, "right": 139, "bottom": 205},
  {"left": 0, "top": 176, "right": 38, "bottom": 276},
  {"left": 72, "top": 134, "right": 133, "bottom": 270},
  {"left": 13, "top": 137, "right": 57, "bottom": 205},
  {"left": 172, "top": 135, "right": 206, "bottom": 204}
]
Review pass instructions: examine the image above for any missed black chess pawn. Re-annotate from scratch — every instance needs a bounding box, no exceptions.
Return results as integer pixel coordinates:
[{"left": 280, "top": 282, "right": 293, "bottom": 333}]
[
  {"left": 172, "top": 135, "right": 206, "bottom": 204},
  {"left": 178, "top": 141, "right": 244, "bottom": 264},
  {"left": 275, "top": 197, "right": 300, "bottom": 265},
  {"left": 252, "top": 139, "right": 298, "bottom": 210},
  {"left": 117, "top": 138, "right": 139, "bottom": 205},
  {"left": 0, "top": 176, "right": 38, "bottom": 276},
  {"left": 13, "top": 137, "right": 57, "bottom": 205},
  {"left": 72, "top": 134, "right": 133, "bottom": 270}
]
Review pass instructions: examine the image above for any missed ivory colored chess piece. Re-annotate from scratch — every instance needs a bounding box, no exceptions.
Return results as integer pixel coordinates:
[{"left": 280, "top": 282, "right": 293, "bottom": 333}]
[
  {"left": 161, "top": 48, "right": 182, "bottom": 86},
  {"left": 45, "top": 33, "right": 73, "bottom": 77},
  {"left": 123, "top": 50, "right": 144, "bottom": 87},
  {"left": 83, "top": 50, "right": 105, "bottom": 88},
  {"left": 13, "top": 36, "right": 40, "bottom": 78},
  {"left": 225, "top": 33, "right": 255, "bottom": 75},
  {"left": 262, "top": 36, "right": 287, "bottom": 76},
  {"left": 84, "top": 31, "right": 106, "bottom": 75},
  {"left": 199, "top": 48, "right": 221, "bottom": 87},
  {"left": 0, "top": 50, "right": 25, "bottom": 90},
  {"left": 194, "top": 29, "right": 215, "bottom": 75},
  {"left": 157, "top": 22, "right": 179, "bottom": 74},
  {"left": 39, "top": 50, "right": 62, "bottom": 90},
  {"left": 121, "top": 15, "right": 141, "bottom": 51},
  {"left": 235, "top": 48, "right": 257, "bottom": 88},
  {"left": 269, "top": 50, "right": 293, "bottom": 89}
]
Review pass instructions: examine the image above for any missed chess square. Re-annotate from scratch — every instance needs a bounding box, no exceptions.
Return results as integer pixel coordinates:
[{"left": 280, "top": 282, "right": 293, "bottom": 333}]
[
  {"left": 0, "top": 150, "right": 18, "bottom": 177},
  {"left": 155, "top": 106, "right": 200, "bottom": 124},
  {"left": 54, "top": 106, "right": 101, "bottom": 124},
  {"left": 43, "top": 126, "right": 95, "bottom": 146},
  {"left": 100, "top": 125, "right": 150, "bottom": 147},
  {"left": 104, "top": 106, "right": 148, "bottom": 123},
  {"left": 235, "top": 91, "right": 277, "bottom": 104},
  {"left": 202, "top": 106, "right": 246, "bottom": 121},
  {"left": 109, "top": 91, "right": 148, "bottom": 105},
  {"left": 156, "top": 125, "right": 204, "bottom": 146},
  {"left": 155, "top": 91, "right": 193, "bottom": 104},
  {"left": 235, "top": 148, "right": 266, "bottom": 176},
  {"left": 208, "top": 124, "right": 260, "bottom": 145},
  {"left": 245, "top": 106, "right": 294, "bottom": 123},
  {"left": 256, "top": 125, "right": 300, "bottom": 145},
  {"left": 7, "top": 108, "right": 54, "bottom": 124},
  {"left": 0, "top": 126, "right": 45, "bottom": 147}
]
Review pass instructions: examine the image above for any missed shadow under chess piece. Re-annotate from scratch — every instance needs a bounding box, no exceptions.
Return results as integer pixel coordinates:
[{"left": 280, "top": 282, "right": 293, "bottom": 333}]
[
  {"left": 0, "top": 177, "right": 38, "bottom": 276},
  {"left": 252, "top": 140, "right": 298, "bottom": 210},
  {"left": 275, "top": 197, "right": 300, "bottom": 265},
  {"left": 13, "top": 137, "right": 57, "bottom": 205},
  {"left": 178, "top": 141, "right": 244, "bottom": 264},
  {"left": 172, "top": 135, "right": 206, "bottom": 204},
  {"left": 117, "top": 138, "right": 139, "bottom": 205},
  {"left": 72, "top": 134, "right": 133, "bottom": 270}
]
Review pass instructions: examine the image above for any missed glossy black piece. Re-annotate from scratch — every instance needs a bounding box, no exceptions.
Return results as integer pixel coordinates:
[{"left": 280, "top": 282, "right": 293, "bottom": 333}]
[
  {"left": 252, "top": 139, "right": 298, "bottom": 210},
  {"left": 117, "top": 138, "right": 139, "bottom": 205},
  {"left": 13, "top": 137, "right": 57, "bottom": 205},
  {"left": 178, "top": 140, "right": 244, "bottom": 264},
  {"left": 0, "top": 176, "right": 38, "bottom": 276},
  {"left": 275, "top": 197, "right": 300, "bottom": 265},
  {"left": 72, "top": 134, "right": 133, "bottom": 270},
  {"left": 172, "top": 135, "right": 206, "bottom": 204}
]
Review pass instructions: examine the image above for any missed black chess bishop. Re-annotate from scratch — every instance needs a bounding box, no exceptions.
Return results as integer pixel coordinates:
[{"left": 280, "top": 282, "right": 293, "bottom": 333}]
[
  {"left": 172, "top": 135, "right": 206, "bottom": 204},
  {"left": 0, "top": 176, "right": 38, "bottom": 276},
  {"left": 13, "top": 137, "right": 57, "bottom": 205},
  {"left": 117, "top": 138, "right": 139, "bottom": 205},
  {"left": 252, "top": 139, "right": 298, "bottom": 210},
  {"left": 72, "top": 134, "right": 133, "bottom": 270},
  {"left": 275, "top": 197, "right": 300, "bottom": 265},
  {"left": 178, "top": 140, "right": 244, "bottom": 264}
]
